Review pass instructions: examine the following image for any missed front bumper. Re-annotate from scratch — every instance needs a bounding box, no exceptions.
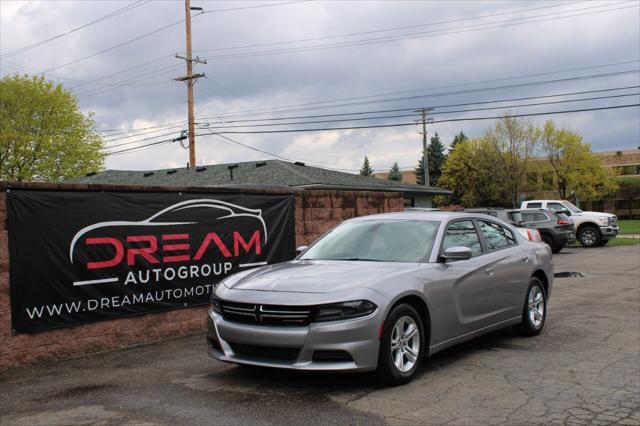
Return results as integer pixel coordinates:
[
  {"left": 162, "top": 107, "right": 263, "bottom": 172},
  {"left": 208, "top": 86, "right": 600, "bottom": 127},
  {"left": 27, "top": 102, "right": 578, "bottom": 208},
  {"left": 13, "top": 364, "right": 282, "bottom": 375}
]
[
  {"left": 206, "top": 308, "right": 381, "bottom": 372},
  {"left": 600, "top": 225, "right": 619, "bottom": 239}
]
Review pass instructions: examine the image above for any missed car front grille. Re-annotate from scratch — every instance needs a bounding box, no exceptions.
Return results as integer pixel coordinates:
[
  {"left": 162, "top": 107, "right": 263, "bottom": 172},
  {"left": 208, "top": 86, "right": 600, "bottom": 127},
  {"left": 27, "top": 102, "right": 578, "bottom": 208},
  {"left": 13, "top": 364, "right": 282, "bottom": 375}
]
[
  {"left": 228, "top": 342, "right": 300, "bottom": 361},
  {"left": 220, "top": 301, "right": 313, "bottom": 326}
]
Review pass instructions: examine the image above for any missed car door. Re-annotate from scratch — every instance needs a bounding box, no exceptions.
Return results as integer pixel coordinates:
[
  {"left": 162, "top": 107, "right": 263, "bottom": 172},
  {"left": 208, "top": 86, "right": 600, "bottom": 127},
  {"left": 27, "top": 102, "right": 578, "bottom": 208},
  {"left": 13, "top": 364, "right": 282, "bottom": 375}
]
[
  {"left": 476, "top": 220, "right": 530, "bottom": 321},
  {"left": 435, "top": 219, "right": 501, "bottom": 339}
]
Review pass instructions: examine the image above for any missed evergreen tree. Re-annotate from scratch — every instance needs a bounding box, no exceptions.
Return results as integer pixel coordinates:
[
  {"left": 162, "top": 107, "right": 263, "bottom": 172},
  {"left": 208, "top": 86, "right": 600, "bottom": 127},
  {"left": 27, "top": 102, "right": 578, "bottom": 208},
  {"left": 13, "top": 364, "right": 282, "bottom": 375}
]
[
  {"left": 414, "top": 154, "right": 426, "bottom": 185},
  {"left": 414, "top": 132, "right": 447, "bottom": 186},
  {"left": 359, "top": 156, "right": 373, "bottom": 176},
  {"left": 387, "top": 162, "right": 403, "bottom": 181},
  {"left": 449, "top": 131, "right": 468, "bottom": 152},
  {"left": 427, "top": 132, "right": 446, "bottom": 186}
]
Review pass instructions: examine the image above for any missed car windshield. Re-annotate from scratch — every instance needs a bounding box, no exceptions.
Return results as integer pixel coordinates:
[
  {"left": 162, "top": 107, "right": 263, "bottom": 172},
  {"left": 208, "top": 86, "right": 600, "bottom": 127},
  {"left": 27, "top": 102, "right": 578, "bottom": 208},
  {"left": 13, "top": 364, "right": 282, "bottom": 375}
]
[
  {"left": 300, "top": 219, "right": 440, "bottom": 263},
  {"left": 562, "top": 201, "right": 582, "bottom": 213}
]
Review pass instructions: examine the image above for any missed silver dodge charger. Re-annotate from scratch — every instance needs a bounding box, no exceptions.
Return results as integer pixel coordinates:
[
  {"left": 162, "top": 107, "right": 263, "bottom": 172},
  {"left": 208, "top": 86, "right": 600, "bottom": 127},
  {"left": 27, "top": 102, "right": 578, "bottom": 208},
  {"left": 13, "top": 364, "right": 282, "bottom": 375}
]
[{"left": 207, "top": 211, "right": 553, "bottom": 385}]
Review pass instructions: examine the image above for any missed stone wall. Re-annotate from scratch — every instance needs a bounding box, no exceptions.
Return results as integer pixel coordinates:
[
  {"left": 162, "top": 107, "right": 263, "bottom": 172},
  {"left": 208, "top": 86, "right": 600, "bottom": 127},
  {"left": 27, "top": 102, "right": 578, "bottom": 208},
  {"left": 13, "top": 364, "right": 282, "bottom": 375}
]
[{"left": 0, "top": 182, "right": 403, "bottom": 370}]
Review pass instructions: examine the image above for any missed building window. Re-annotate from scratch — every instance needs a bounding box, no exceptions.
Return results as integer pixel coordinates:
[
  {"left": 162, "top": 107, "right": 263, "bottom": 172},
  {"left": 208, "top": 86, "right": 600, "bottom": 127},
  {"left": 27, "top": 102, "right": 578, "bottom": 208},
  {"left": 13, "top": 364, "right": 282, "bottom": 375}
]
[
  {"left": 591, "top": 200, "right": 604, "bottom": 212},
  {"left": 404, "top": 197, "right": 415, "bottom": 208},
  {"left": 619, "top": 164, "right": 640, "bottom": 175},
  {"left": 616, "top": 200, "right": 640, "bottom": 210}
]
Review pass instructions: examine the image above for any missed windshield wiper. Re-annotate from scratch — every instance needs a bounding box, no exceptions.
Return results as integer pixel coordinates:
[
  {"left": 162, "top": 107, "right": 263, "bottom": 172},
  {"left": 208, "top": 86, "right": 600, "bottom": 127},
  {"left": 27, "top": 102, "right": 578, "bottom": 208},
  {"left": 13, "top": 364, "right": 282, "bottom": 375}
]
[{"left": 334, "top": 257, "right": 384, "bottom": 262}]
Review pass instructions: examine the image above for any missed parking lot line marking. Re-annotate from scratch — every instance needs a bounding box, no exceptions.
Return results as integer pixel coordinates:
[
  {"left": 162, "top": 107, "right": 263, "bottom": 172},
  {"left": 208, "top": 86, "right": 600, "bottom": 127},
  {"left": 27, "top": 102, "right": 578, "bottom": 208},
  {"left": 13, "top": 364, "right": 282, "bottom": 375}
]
[
  {"left": 239, "top": 262, "right": 267, "bottom": 268},
  {"left": 73, "top": 277, "right": 119, "bottom": 286}
]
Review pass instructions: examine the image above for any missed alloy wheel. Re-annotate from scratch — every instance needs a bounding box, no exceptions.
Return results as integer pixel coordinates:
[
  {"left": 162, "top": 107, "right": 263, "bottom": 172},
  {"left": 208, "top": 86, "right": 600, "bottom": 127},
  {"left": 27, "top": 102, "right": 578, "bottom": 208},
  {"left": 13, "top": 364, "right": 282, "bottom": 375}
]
[
  {"left": 528, "top": 285, "right": 545, "bottom": 328},
  {"left": 581, "top": 229, "right": 597, "bottom": 246},
  {"left": 390, "top": 315, "right": 420, "bottom": 373}
]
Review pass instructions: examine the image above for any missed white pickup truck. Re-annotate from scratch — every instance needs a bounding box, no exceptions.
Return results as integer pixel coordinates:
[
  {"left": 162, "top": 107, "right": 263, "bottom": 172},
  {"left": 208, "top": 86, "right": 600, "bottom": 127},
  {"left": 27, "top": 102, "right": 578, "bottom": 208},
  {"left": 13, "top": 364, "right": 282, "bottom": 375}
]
[{"left": 520, "top": 200, "right": 619, "bottom": 248}]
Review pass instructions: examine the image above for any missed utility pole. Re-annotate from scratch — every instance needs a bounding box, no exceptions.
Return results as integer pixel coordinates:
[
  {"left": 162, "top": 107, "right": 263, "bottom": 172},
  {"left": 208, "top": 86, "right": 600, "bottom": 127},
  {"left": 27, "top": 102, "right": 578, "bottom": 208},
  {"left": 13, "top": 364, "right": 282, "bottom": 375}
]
[
  {"left": 175, "top": 0, "right": 206, "bottom": 168},
  {"left": 415, "top": 108, "right": 433, "bottom": 186}
]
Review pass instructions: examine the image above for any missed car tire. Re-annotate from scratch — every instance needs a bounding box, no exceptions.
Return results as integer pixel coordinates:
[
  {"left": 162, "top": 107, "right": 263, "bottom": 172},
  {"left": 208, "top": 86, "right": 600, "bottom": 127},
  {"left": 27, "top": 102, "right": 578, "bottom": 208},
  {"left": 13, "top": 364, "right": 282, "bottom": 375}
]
[
  {"left": 514, "top": 277, "right": 547, "bottom": 336},
  {"left": 376, "top": 303, "right": 426, "bottom": 386},
  {"left": 578, "top": 225, "right": 602, "bottom": 248},
  {"left": 597, "top": 239, "right": 609, "bottom": 247}
]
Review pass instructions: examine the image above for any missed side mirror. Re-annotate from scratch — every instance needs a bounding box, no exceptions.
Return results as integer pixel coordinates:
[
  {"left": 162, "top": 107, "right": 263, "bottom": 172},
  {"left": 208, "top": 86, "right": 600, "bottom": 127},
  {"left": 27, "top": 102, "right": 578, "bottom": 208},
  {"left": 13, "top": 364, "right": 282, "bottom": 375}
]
[
  {"left": 562, "top": 209, "right": 572, "bottom": 216},
  {"left": 295, "top": 246, "right": 308, "bottom": 255},
  {"left": 442, "top": 246, "right": 473, "bottom": 262}
]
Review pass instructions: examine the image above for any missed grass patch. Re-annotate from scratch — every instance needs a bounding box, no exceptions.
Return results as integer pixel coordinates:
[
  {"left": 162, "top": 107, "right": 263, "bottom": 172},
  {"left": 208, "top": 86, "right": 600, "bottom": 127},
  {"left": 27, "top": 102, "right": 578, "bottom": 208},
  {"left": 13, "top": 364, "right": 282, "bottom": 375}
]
[
  {"left": 618, "top": 220, "right": 640, "bottom": 234},
  {"left": 607, "top": 238, "right": 640, "bottom": 246},
  {"left": 569, "top": 237, "right": 640, "bottom": 247}
]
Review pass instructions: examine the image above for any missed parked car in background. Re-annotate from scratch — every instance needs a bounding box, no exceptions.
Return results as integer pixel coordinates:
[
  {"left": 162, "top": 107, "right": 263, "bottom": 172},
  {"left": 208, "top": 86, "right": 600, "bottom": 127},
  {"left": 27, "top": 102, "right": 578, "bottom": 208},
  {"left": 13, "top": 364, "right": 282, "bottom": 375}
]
[
  {"left": 462, "top": 208, "right": 574, "bottom": 253},
  {"left": 207, "top": 211, "right": 553, "bottom": 385},
  {"left": 520, "top": 200, "right": 618, "bottom": 248}
]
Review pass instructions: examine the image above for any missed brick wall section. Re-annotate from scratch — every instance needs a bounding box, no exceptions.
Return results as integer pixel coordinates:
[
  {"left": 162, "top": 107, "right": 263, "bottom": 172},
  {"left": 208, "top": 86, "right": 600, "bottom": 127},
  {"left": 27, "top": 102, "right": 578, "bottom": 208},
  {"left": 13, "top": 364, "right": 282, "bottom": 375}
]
[{"left": 0, "top": 183, "right": 402, "bottom": 370}]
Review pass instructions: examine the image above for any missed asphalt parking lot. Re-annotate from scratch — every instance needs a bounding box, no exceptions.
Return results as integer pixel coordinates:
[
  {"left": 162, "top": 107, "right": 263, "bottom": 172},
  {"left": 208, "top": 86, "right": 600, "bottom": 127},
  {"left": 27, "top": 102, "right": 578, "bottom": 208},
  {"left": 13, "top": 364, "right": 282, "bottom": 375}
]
[{"left": 1, "top": 245, "right": 639, "bottom": 426}]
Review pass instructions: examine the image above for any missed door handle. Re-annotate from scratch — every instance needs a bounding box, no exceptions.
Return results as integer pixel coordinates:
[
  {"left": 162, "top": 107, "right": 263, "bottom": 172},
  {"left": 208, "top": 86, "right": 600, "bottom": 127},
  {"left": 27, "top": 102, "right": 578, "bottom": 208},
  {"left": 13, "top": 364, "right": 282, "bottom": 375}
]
[
  {"left": 485, "top": 267, "right": 495, "bottom": 277},
  {"left": 521, "top": 256, "right": 529, "bottom": 263}
]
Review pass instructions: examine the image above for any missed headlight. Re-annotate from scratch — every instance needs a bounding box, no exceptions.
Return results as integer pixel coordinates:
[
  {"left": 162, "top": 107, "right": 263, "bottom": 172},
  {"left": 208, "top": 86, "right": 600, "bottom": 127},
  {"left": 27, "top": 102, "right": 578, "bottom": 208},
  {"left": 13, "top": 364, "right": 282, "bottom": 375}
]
[
  {"left": 597, "top": 217, "right": 609, "bottom": 226},
  {"left": 314, "top": 300, "right": 377, "bottom": 322}
]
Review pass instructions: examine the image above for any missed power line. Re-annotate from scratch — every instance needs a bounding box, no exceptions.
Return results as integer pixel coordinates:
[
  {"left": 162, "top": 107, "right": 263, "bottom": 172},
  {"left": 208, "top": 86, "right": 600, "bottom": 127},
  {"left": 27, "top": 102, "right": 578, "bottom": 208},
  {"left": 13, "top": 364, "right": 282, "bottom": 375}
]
[
  {"left": 209, "top": 104, "right": 640, "bottom": 134},
  {"left": 195, "top": 3, "right": 638, "bottom": 62},
  {"left": 199, "top": 92, "right": 639, "bottom": 129},
  {"left": 70, "top": 55, "right": 174, "bottom": 90},
  {"left": 201, "top": 0, "right": 311, "bottom": 14},
  {"left": 198, "top": 59, "right": 640, "bottom": 119},
  {"left": 42, "top": 1, "right": 588, "bottom": 95},
  {"left": 200, "top": 68, "right": 640, "bottom": 119},
  {"left": 76, "top": 64, "right": 184, "bottom": 98},
  {"left": 102, "top": 123, "right": 187, "bottom": 143},
  {"left": 106, "top": 89, "right": 640, "bottom": 150},
  {"left": 194, "top": 0, "right": 585, "bottom": 54},
  {"left": 199, "top": 86, "right": 640, "bottom": 125},
  {"left": 0, "top": 1, "right": 151, "bottom": 59},
  {"left": 105, "top": 103, "right": 640, "bottom": 155},
  {"left": 40, "top": 17, "right": 193, "bottom": 74},
  {"left": 103, "top": 128, "right": 188, "bottom": 148},
  {"left": 36, "top": 1, "right": 312, "bottom": 74}
]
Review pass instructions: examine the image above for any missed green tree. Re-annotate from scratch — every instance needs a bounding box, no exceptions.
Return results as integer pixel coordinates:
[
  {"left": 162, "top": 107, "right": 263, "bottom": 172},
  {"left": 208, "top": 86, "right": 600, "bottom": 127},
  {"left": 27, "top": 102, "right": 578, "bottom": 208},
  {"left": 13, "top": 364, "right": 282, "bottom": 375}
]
[
  {"left": 486, "top": 116, "right": 539, "bottom": 207},
  {"left": 540, "top": 120, "right": 618, "bottom": 201},
  {"left": 359, "top": 156, "right": 373, "bottom": 176},
  {"left": 414, "top": 133, "right": 447, "bottom": 186},
  {"left": 387, "top": 162, "right": 403, "bottom": 181},
  {"left": 414, "top": 152, "right": 426, "bottom": 185},
  {"left": 449, "top": 131, "right": 467, "bottom": 152},
  {"left": 438, "top": 137, "right": 510, "bottom": 207},
  {"left": 427, "top": 132, "right": 446, "bottom": 185},
  {"left": 616, "top": 176, "right": 640, "bottom": 217},
  {"left": 0, "top": 74, "right": 104, "bottom": 182}
]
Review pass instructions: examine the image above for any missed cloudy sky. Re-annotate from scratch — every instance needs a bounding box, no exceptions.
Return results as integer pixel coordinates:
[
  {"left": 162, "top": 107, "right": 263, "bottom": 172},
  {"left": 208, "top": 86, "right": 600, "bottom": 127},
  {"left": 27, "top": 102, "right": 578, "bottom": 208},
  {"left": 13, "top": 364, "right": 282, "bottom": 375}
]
[{"left": 1, "top": 0, "right": 639, "bottom": 173}]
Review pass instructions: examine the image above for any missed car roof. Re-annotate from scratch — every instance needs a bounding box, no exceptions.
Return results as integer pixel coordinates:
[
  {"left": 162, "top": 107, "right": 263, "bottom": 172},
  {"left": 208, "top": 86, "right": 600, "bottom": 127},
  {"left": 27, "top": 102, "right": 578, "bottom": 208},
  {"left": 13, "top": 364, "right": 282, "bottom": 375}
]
[{"left": 346, "top": 211, "right": 507, "bottom": 223}]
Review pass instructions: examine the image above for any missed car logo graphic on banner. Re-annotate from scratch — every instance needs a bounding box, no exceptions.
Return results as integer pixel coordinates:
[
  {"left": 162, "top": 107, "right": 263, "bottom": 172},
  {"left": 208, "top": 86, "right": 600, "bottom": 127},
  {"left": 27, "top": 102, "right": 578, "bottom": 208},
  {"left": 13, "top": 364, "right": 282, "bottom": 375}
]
[{"left": 69, "top": 199, "right": 269, "bottom": 287}]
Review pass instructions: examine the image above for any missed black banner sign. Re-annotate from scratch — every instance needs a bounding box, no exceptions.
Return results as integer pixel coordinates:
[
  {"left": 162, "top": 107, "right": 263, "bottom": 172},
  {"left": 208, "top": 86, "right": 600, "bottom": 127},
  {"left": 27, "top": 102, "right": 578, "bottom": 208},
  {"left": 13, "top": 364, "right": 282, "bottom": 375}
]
[{"left": 7, "top": 189, "right": 295, "bottom": 333}]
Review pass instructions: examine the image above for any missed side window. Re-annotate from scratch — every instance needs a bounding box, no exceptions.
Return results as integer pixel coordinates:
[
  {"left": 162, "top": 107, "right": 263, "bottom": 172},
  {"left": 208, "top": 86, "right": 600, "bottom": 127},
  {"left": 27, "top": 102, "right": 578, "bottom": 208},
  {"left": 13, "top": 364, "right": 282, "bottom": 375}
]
[
  {"left": 526, "top": 202, "right": 542, "bottom": 208},
  {"left": 442, "top": 220, "right": 483, "bottom": 257},
  {"left": 536, "top": 213, "right": 549, "bottom": 222},
  {"left": 479, "top": 220, "right": 515, "bottom": 250},
  {"left": 548, "top": 203, "right": 565, "bottom": 212},
  {"left": 521, "top": 212, "right": 536, "bottom": 223}
]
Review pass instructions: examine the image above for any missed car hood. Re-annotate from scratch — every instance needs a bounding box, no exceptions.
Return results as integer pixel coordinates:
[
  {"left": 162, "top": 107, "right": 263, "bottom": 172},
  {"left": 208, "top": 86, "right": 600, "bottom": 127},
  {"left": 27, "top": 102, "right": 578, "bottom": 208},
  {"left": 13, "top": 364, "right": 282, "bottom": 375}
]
[
  {"left": 222, "top": 260, "right": 425, "bottom": 294},
  {"left": 574, "top": 211, "right": 615, "bottom": 218}
]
